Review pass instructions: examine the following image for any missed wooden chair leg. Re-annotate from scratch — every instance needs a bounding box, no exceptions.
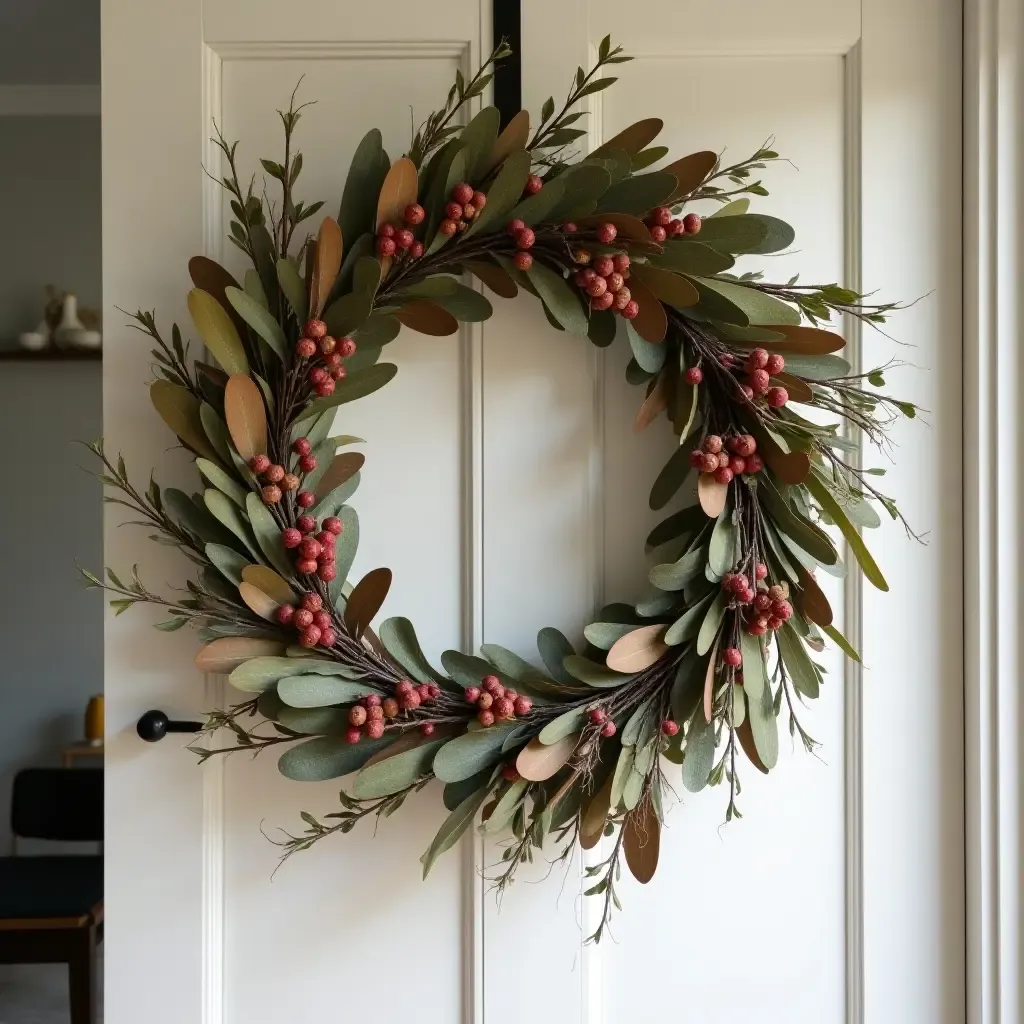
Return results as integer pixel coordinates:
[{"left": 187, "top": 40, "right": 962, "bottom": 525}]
[{"left": 68, "top": 924, "right": 98, "bottom": 1024}]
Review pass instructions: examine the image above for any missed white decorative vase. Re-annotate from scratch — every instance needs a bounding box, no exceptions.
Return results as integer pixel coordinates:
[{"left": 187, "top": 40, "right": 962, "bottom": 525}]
[{"left": 54, "top": 293, "right": 88, "bottom": 348}]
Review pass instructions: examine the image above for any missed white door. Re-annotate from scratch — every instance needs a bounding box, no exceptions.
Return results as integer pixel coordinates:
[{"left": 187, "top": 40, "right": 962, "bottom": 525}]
[{"left": 102, "top": 1, "right": 963, "bottom": 1022}]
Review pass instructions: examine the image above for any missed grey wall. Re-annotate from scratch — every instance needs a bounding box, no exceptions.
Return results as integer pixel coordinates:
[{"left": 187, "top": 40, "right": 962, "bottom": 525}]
[
  {"left": 0, "top": 0, "right": 100, "bottom": 85},
  {"left": 0, "top": 116, "right": 102, "bottom": 343}
]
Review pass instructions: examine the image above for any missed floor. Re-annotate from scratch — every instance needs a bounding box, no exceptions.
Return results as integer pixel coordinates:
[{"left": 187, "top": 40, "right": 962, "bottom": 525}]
[{"left": 0, "top": 958, "right": 102, "bottom": 1024}]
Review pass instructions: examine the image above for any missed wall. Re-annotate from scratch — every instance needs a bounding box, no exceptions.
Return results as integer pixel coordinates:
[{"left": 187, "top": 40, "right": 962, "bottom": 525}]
[{"left": 0, "top": 0, "right": 100, "bottom": 86}]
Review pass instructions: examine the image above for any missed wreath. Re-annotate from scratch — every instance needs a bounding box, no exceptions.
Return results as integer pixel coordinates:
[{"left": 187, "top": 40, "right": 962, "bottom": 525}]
[{"left": 90, "top": 37, "right": 915, "bottom": 942}]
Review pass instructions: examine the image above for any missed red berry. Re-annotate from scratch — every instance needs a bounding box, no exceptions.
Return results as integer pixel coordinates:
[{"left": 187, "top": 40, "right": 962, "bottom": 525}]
[
  {"left": 482, "top": 674, "right": 501, "bottom": 691},
  {"left": 700, "top": 453, "right": 720, "bottom": 474},
  {"left": 349, "top": 705, "right": 367, "bottom": 727},
  {"left": 722, "top": 647, "right": 742, "bottom": 667},
  {"left": 378, "top": 224, "right": 395, "bottom": 239},
  {"left": 589, "top": 708, "right": 607, "bottom": 725},
  {"left": 311, "top": 610, "right": 331, "bottom": 632},
  {"left": 321, "top": 516, "right": 341, "bottom": 536},
  {"left": 300, "top": 593, "right": 322, "bottom": 613},
  {"left": 668, "top": 218, "right": 685, "bottom": 237},
  {"left": 396, "top": 680, "right": 415, "bottom": 696},
  {"left": 747, "top": 621, "right": 767, "bottom": 637},
  {"left": 591, "top": 292, "right": 615, "bottom": 311},
  {"left": 297, "top": 491, "right": 315, "bottom": 509},
  {"left": 294, "top": 515, "right": 314, "bottom": 535},
  {"left": 296, "top": 453, "right": 316, "bottom": 474},
  {"left": 766, "top": 387, "right": 789, "bottom": 408},
  {"left": 729, "top": 456, "right": 747, "bottom": 475},
  {"left": 249, "top": 454, "right": 270, "bottom": 475},
  {"left": 741, "top": 385, "right": 755, "bottom": 401},
  {"left": 736, "top": 434, "right": 757, "bottom": 457},
  {"left": 282, "top": 527, "right": 302, "bottom": 549},
  {"left": 345, "top": 726, "right": 362, "bottom": 745},
  {"left": 601, "top": 720, "right": 617, "bottom": 738},
  {"left": 773, "top": 600, "right": 793, "bottom": 621},
  {"left": 400, "top": 691, "right": 421, "bottom": 711},
  {"left": 606, "top": 272, "right": 625, "bottom": 293},
  {"left": 295, "top": 337, "right": 317, "bottom": 359},
  {"left": 452, "top": 182, "right": 474, "bottom": 205},
  {"left": 612, "top": 253, "right": 630, "bottom": 272},
  {"left": 765, "top": 353, "right": 785, "bottom": 375},
  {"left": 296, "top": 558, "right": 318, "bottom": 574},
  {"left": 573, "top": 248, "right": 592, "bottom": 265},
  {"left": 501, "top": 764, "right": 520, "bottom": 782},
  {"left": 478, "top": 709, "right": 495, "bottom": 727},
  {"left": 439, "top": 219, "right": 458, "bottom": 236},
  {"left": 319, "top": 335, "right": 337, "bottom": 357},
  {"left": 523, "top": 174, "right": 543, "bottom": 196},
  {"left": 381, "top": 698, "right": 399, "bottom": 718},
  {"left": 719, "top": 352, "right": 736, "bottom": 368},
  {"left": 661, "top": 720, "right": 680, "bottom": 737},
  {"left": 747, "top": 348, "right": 769, "bottom": 370},
  {"left": 409, "top": 242, "right": 424, "bottom": 258},
  {"left": 291, "top": 438, "right": 311, "bottom": 457},
  {"left": 377, "top": 236, "right": 396, "bottom": 257},
  {"left": 494, "top": 697, "right": 515, "bottom": 719},
  {"left": 363, "top": 694, "right": 381, "bottom": 708},
  {"left": 328, "top": 365, "right": 346, "bottom": 381},
  {"left": 305, "top": 319, "right": 327, "bottom": 339},
  {"left": 597, "top": 222, "right": 618, "bottom": 244},
  {"left": 262, "top": 484, "right": 282, "bottom": 504},
  {"left": 263, "top": 464, "right": 284, "bottom": 483},
  {"left": 561, "top": 221, "right": 578, "bottom": 233},
  {"left": 299, "top": 538, "right": 322, "bottom": 561},
  {"left": 755, "top": 563, "right": 768, "bottom": 581},
  {"left": 472, "top": 191, "right": 487, "bottom": 210},
  {"left": 684, "top": 367, "right": 703, "bottom": 385},
  {"left": 513, "top": 251, "right": 533, "bottom": 271},
  {"left": 703, "top": 434, "right": 723, "bottom": 454},
  {"left": 294, "top": 608, "right": 314, "bottom": 629},
  {"left": 506, "top": 218, "right": 526, "bottom": 237},
  {"left": 339, "top": 337, "right": 357, "bottom": 358},
  {"left": 648, "top": 207, "right": 670, "bottom": 227},
  {"left": 513, "top": 696, "right": 532, "bottom": 716},
  {"left": 420, "top": 722, "right": 436, "bottom": 736},
  {"left": 428, "top": 684, "right": 441, "bottom": 699},
  {"left": 749, "top": 368, "right": 770, "bottom": 394},
  {"left": 649, "top": 225, "right": 667, "bottom": 242},
  {"left": 315, "top": 379, "right": 335, "bottom": 398},
  {"left": 593, "top": 255, "right": 614, "bottom": 277},
  {"left": 317, "top": 563, "right": 336, "bottom": 583},
  {"left": 476, "top": 691, "right": 493, "bottom": 710},
  {"left": 395, "top": 228, "right": 414, "bottom": 249},
  {"left": 714, "top": 466, "right": 734, "bottom": 485},
  {"left": 366, "top": 719, "right": 385, "bottom": 740},
  {"left": 300, "top": 625, "right": 322, "bottom": 648},
  {"left": 308, "top": 366, "right": 328, "bottom": 386},
  {"left": 514, "top": 227, "right": 535, "bottom": 250},
  {"left": 416, "top": 683, "right": 432, "bottom": 702},
  {"left": 683, "top": 213, "right": 702, "bottom": 234},
  {"left": 754, "top": 592, "right": 773, "bottom": 613},
  {"left": 276, "top": 604, "right": 295, "bottom": 625},
  {"left": 404, "top": 203, "right": 425, "bottom": 225},
  {"left": 620, "top": 299, "right": 640, "bottom": 319},
  {"left": 464, "top": 686, "right": 482, "bottom": 704},
  {"left": 445, "top": 201, "right": 464, "bottom": 221},
  {"left": 586, "top": 276, "right": 608, "bottom": 298},
  {"left": 689, "top": 450, "right": 706, "bottom": 469},
  {"left": 745, "top": 453, "right": 764, "bottom": 474}
]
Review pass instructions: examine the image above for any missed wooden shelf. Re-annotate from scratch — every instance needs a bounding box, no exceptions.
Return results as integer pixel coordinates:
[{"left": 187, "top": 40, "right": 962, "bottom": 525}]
[{"left": 0, "top": 347, "right": 101, "bottom": 362}]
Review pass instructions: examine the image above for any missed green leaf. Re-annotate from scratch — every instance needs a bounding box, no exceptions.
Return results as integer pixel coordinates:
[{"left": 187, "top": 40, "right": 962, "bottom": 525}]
[
  {"left": 696, "top": 592, "right": 726, "bottom": 655},
  {"left": 664, "top": 590, "right": 716, "bottom": 645},
  {"left": 230, "top": 656, "right": 361, "bottom": 693},
  {"left": 525, "top": 262, "right": 588, "bottom": 334},
  {"left": 683, "top": 215, "right": 768, "bottom": 254},
  {"left": 478, "top": 644, "right": 546, "bottom": 685},
  {"left": 823, "top": 623, "right": 861, "bottom": 661},
  {"left": 562, "top": 655, "right": 632, "bottom": 688},
  {"left": 459, "top": 106, "right": 501, "bottom": 181},
  {"left": 652, "top": 241, "right": 735, "bottom": 276},
  {"left": 692, "top": 277, "right": 801, "bottom": 326},
  {"left": 187, "top": 289, "right": 248, "bottom": 376},
  {"left": 225, "top": 286, "right": 287, "bottom": 361},
  {"left": 537, "top": 627, "right": 577, "bottom": 685},
  {"left": 302, "top": 364, "right": 398, "bottom": 419},
  {"left": 163, "top": 488, "right": 235, "bottom": 548},
  {"left": 587, "top": 308, "right": 617, "bottom": 347},
  {"left": 741, "top": 214, "right": 796, "bottom": 255},
  {"left": 538, "top": 707, "right": 589, "bottom": 745},
  {"left": 583, "top": 622, "right": 637, "bottom": 649},
  {"left": 397, "top": 277, "right": 493, "bottom": 322},
  {"left": 708, "top": 199, "right": 750, "bottom": 217},
  {"left": 353, "top": 314, "right": 401, "bottom": 348},
  {"left": 313, "top": 474, "right": 361, "bottom": 521},
  {"left": 245, "top": 493, "right": 293, "bottom": 579},
  {"left": 626, "top": 322, "right": 666, "bottom": 373},
  {"left": 352, "top": 736, "right": 449, "bottom": 799},
  {"left": 196, "top": 457, "right": 247, "bottom": 508},
  {"left": 649, "top": 545, "right": 706, "bottom": 593},
  {"left": 441, "top": 650, "right": 506, "bottom": 690},
  {"left": 646, "top": 504, "right": 708, "bottom": 548},
  {"left": 708, "top": 506, "right": 736, "bottom": 577},
  {"left": 203, "top": 490, "right": 259, "bottom": 559},
  {"left": 199, "top": 403, "right": 234, "bottom": 465},
  {"left": 424, "top": 145, "right": 465, "bottom": 250},
  {"left": 774, "top": 353, "right": 851, "bottom": 380},
  {"left": 329, "top": 506, "right": 360, "bottom": 601},
  {"left": 631, "top": 146, "right": 669, "bottom": 171},
  {"left": 276, "top": 258, "right": 307, "bottom": 325},
  {"left": 596, "top": 171, "right": 677, "bottom": 215},
  {"left": 432, "top": 724, "right": 519, "bottom": 783},
  {"left": 757, "top": 476, "right": 838, "bottom": 566},
  {"left": 506, "top": 177, "right": 566, "bottom": 227},
  {"left": 482, "top": 779, "right": 529, "bottom": 834},
  {"left": 338, "top": 129, "right": 387, "bottom": 248},
  {"left": 278, "top": 733, "right": 393, "bottom": 782},
  {"left": 205, "top": 542, "right": 250, "bottom": 585},
  {"left": 547, "top": 163, "right": 613, "bottom": 221},
  {"left": 805, "top": 474, "right": 888, "bottom": 590},
  {"left": 776, "top": 623, "right": 821, "bottom": 698},
  {"left": 466, "top": 149, "right": 532, "bottom": 237},
  {"left": 379, "top": 616, "right": 443, "bottom": 685},
  {"left": 681, "top": 712, "right": 715, "bottom": 793},
  {"left": 649, "top": 445, "right": 694, "bottom": 510},
  {"left": 421, "top": 784, "right": 491, "bottom": 878},
  {"left": 276, "top": 675, "right": 379, "bottom": 708}
]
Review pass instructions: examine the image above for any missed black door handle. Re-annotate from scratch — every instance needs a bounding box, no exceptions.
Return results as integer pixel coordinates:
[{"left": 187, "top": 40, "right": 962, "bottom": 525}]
[{"left": 136, "top": 710, "right": 203, "bottom": 742}]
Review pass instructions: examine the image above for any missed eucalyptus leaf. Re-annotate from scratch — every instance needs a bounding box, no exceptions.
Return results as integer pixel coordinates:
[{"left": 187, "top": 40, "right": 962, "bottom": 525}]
[
  {"left": 244, "top": 493, "right": 293, "bottom": 579},
  {"left": 421, "top": 784, "right": 491, "bottom": 878},
  {"left": 278, "top": 733, "right": 393, "bottom": 782},
  {"left": 277, "top": 675, "right": 380, "bottom": 708},
  {"left": 681, "top": 712, "right": 716, "bottom": 792},
  {"left": 224, "top": 286, "right": 288, "bottom": 361},
  {"left": 526, "top": 262, "right": 588, "bottom": 334},
  {"left": 433, "top": 724, "right": 519, "bottom": 783},
  {"left": 352, "top": 736, "right": 449, "bottom": 799}
]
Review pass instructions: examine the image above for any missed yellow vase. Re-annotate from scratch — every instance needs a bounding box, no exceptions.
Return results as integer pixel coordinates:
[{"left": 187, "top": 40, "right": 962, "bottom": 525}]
[{"left": 85, "top": 694, "right": 104, "bottom": 745}]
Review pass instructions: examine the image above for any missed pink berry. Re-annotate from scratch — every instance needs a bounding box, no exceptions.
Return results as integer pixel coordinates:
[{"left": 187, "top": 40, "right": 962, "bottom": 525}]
[
  {"left": 586, "top": 276, "right": 608, "bottom": 298},
  {"left": 315, "top": 379, "right": 335, "bottom": 398},
  {"left": 464, "top": 686, "right": 481, "bottom": 703},
  {"left": 366, "top": 720, "right": 385, "bottom": 740},
  {"left": 591, "top": 292, "right": 615, "bottom": 311},
  {"left": 661, "top": 720, "right": 680, "bottom": 737},
  {"left": 452, "top": 182, "right": 474, "bottom": 205},
  {"left": 308, "top": 366, "right": 328, "bottom": 386},
  {"left": 249, "top": 454, "right": 270, "bottom": 474},
  {"left": 514, "top": 227, "right": 535, "bottom": 250},
  {"left": 377, "top": 236, "right": 397, "bottom": 257},
  {"left": 513, "top": 696, "right": 532, "bottom": 716},
  {"left": 773, "top": 600, "right": 793, "bottom": 621},
  {"left": 296, "top": 558, "right": 318, "bottom": 574},
  {"left": 428, "top": 684, "right": 441, "bottom": 699},
  {"left": 755, "top": 563, "right": 768, "bottom": 581},
  {"left": 684, "top": 367, "right": 703, "bottom": 385},
  {"left": 722, "top": 647, "right": 742, "bottom": 667},
  {"left": 276, "top": 604, "right": 295, "bottom": 625},
  {"left": 741, "top": 385, "right": 755, "bottom": 401},
  {"left": 754, "top": 592, "right": 773, "bottom": 613},
  {"left": 377, "top": 224, "right": 395, "bottom": 239},
  {"left": 339, "top": 337, "right": 357, "bottom": 358},
  {"left": 400, "top": 691, "right": 421, "bottom": 711},
  {"left": 749, "top": 368, "right": 771, "bottom": 394},
  {"left": 300, "top": 625, "right": 322, "bottom": 648},
  {"left": 472, "top": 191, "right": 487, "bottom": 210},
  {"left": 523, "top": 174, "right": 543, "bottom": 196},
  {"left": 294, "top": 608, "right": 314, "bottom": 629},
  {"left": 736, "top": 434, "right": 757, "bottom": 457},
  {"left": 513, "top": 251, "right": 533, "bottom": 271},
  {"left": 409, "top": 241, "right": 424, "bottom": 258},
  {"left": 701, "top": 453, "right": 720, "bottom": 474},
  {"left": 417, "top": 683, "right": 432, "bottom": 702},
  {"left": 765, "top": 353, "right": 785, "bottom": 375},
  {"left": 445, "top": 201, "right": 463, "bottom": 221},
  {"left": 295, "top": 338, "right": 316, "bottom": 359},
  {"left": 317, "top": 563, "right": 336, "bottom": 582},
  {"left": 747, "top": 348, "right": 769, "bottom": 370},
  {"left": 297, "top": 491, "right": 315, "bottom": 508},
  {"left": 305, "top": 319, "right": 327, "bottom": 339},
  {"left": 478, "top": 710, "right": 495, "bottom": 727},
  {"left": 420, "top": 723, "right": 436, "bottom": 736},
  {"left": 593, "top": 255, "right": 614, "bottom": 277},
  {"left": 768, "top": 584, "right": 787, "bottom": 602},
  {"left": 612, "top": 253, "right": 630, "bottom": 272},
  {"left": 299, "top": 538, "right": 322, "bottom": 561},
  {"left": 482, "top": 674, "right": 501, "bottom": 691},
  {"left": 346, "top": 726, "right": 362, "bottom": 745},
  {"left": 261, "top": 484, "right": 282, "bottom": 504},
  {"left": 714, "top": 466, "right": 734, "bottom": 485},
  {"left": 302, "top": 592, "right": 323, "bottom": 612},
  {"left": 682, "top": 213, "right": 702, "bottom": 234},
  {"left": 395, "top": 680, "right": 414, "bottom": 696},
  {"left": 501, "top": 764, "right": 520, "bottom": 782},
  {"left": 649, "top": 225, "right": 667, "bottom": 243},
  {"left": 494, "top": 697, "right": 515, "bottom": 719},
  {"left": 394, "top": 228, "right": 414, "bottom": 249},
  {"left": 620, "top": 299, "right": 640, "bottom": 319},
  {"left": 589, "top": 708, "right": 607, "bottom": 725},
  {"left": 747, "top": 621, "right": 767, "bottom": 637},
  {"left": 562, "top": 221, "right": 578, "bottom": 233},
  {"left": 606, "top": 272, "right": 624, "bottom": 293},
  {"left": 704, "top": 434, "right": 723, "bottom": 454},
  {"left": 404, "top": 203, "right": 425, "bottom": 225},
  {"left": 729, "top": 456, "right": 747, "bottom": 475},
  {"left": 439, "top": 219, "right": 458, "bottom": 236},
  {"left": 363, "top": 694, "right": 381, "bottom": 708},
  {"left": 311, "top": 610, "right": 331, "bottom": 631},
  {"left": 719, "top": 352, "right": 736, "bottom": 368},
  {"left": 597, "top": 222, "right": 618, "bottom": 244},
  {"left": 689, "top": 450, "right": 706, "bottom": 469},
  {"left": 282, "top": 527, "right": 302, "bottom": 549},
  {"left": 745, "top": 453, "right": 764, "bottom": 474},
  {"left": 601, "top": 720, "right": 617, "bottom": 738},
  {"left": 506, "top": 218, "right": 526, "bottom": 237},
  {"left": 766, "top": 386, "right": 789, "bottom": 408}
]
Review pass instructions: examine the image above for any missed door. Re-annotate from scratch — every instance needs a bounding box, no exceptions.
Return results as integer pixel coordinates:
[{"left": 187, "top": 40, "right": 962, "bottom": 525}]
[{"left": 101, "top": 1, "right": 963, "bottom": 1022}]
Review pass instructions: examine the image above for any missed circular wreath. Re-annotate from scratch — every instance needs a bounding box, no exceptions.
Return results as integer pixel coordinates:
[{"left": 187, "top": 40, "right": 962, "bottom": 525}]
[{"left": 91, "top": 37, "right": 914, "bottom": 941}]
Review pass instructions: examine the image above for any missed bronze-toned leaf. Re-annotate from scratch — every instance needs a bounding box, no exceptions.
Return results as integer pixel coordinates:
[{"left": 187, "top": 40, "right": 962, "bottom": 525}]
[
  {"left": 344, "top": 567, "right": 392, "bottom": 638},
  {"left": 664, "top": 151, "right": 718, "bottom": 202},
  {"left": 703, "top": 640, "right": 720, "bottom": 723},
  {"left": 240, "top": 565, "right": 295, "bottom": 605},
  {"left": 194, "top": 637, "right": 285, "bottom": 673},
  {"left": 763, "top": 447, "right": 811, "bottom": 485},
  {"left": 395, "top": 299, "right": 459, "bottom": 336},
  {"left": 774, "top": 371, "right": 814, "bottom": 404},
  {"left": 633, "top": 372, "right": 669, "bottom": 433},
  {"left": 187, "top": 288, "right": 248, "bottom": 376},
  {"left": 238, "top": 582, "right": 280, "bottom": 621},
  {"left": 516, "top": 734, "right": 578, "bottom": 782},
  {"left": 623, "top": 799, "right": 660, "bottom": 884},
  {"left": 376, "top": 156, "right": 419, "bottom": 231},
  {"left": 625, "top": 276, "right": 668, "bottom": 343},
  {"left": 484, "top": 109, "right": 530, "bottom": 174},
  {"left": 629, "top": 263, "right": 699, "bottom": 310},
  {"left": 223, "top": 374, "right": 267, "bottom": 460},
  {"left": 736, "top": 718, "right": 769, "bottom": 774},
  {"left": 607, "top": 625, "right": 668, "bottom": 673},
  {"left": 697, "top": 473, "right": 728, "bottom": 517},
  {"left": 309, "top": 216, "right": 343, "bottom": 318},
  {"left": 591, "top": 118, "right": 663, "bottom": 158},
  {"left": 465, "top": 260, "right": 518, "bottom": 299},
  {"left": 188, "top": 256, "right": 247, "bottom": 338},
  {"left": 580, "top": 772, "right": 614, "bottom": 849},
  {"left": 797, "top": 568, "right": 834, "bottom": 627},
  {"left": 149, "top": 380, "right": 219, "bottom": 462},
  {"left": 314, "top": 452, "right": 365, "bottom": 501},
  {"left": 771, "top": 325, "right": 847, "bottom": 354},
  {"left": 577, "top": 212, "right": 652, "bottom": 242}
]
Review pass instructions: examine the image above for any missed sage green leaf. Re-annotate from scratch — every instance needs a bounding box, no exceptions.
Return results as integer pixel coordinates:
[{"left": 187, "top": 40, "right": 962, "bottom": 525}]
[
  {"left": 276, "top": 257, "right": 307, "bottom": 324},
  {"left": 482, "top": 779, "right": 528, "bottom": 834},
  {"left": 631, "top": 145, "right": 669, "bottom": 170},
  {"left": 647, "top": 504, "right": 708, "bottom": 548},
  {"left": 276, "top": 706, "right": 348, "bottom": 734},
  {"left": 649, "top": 445, "right": 694, "bottom": 510},
  {"left": 653, "top": 241, "right": 735, "bottom": 276},
  {"left": 742, "top": 214, "right": 796, "bottom": 255},
  {"left": 379, "top": 616, "right": 443, "bottom": 685},
  {"left": 596, "top": 171, "right": 677, "bottom": 214},
  {"left": 424, "top": 146, "right": 465, "bottom": 248},
  {"left": 440, "top": 651, "right": 508, "bottom": 690},
  {"left": 525, "top": 262, "right": 588, "bottom": 334},
  {"left": 627, "top": 322, "right": 666, "bottom": 373},
  {"left": 587, "top": 308, "right": 617, "bottom": 348},
  {"left": 634, "top": 584, "right": 678, "bottom": 618},
  {"left": 805, "top": 474, "right": 888, "bottom": 590},
  {"left": 352, "top": 736, "right": 449, "bottom": 799},
  {"left": 187, "top": 288, "right": 248, "bottom": 375},
  {"left": 313, "top": 474, "right": 361, "bottom": 521},
  {"left": 696, "top": 592, "right": 726, "bottom": 655},
  {"left": 757, "top": 476, "right": 838, "bottom": 566},
  {"left": 353, "top": 313, "right": 401, "bottom": 348},
  {"left": 479, "top": 644, "right": 545, "bottom": 685},
  {"left": 277, "top": 675, "right": 381, "bottom": 708},
  {"left": 459, "top": 105, "right": 501, "bottom": 181},
  {"left": 649, "top": 545, "right": 706, "bottom": 592},
  {"left": 738, "top": 631, "right": 765, "bottom": 702},
  {"left": 621, "top": 698, "right": 654, "bottom": 747},
  {"left": 244, "top": 267, "right": 268, "bottom": 309},
  {"left": 244, "top": 493, "right": 293, "bottom": 579},
  {"left": 547, "top": 163, "right": 612, "bottom": 221},
  {"left": 708, "top": 199, "right": 750, "bottom": 217},
  {"left": 196, "top": 458, "right": 248, "bottom": 508},
  {"left": 684, "top": 215, "right": 768, "bottom": 254},
  {"left": 670, "top": 647, "right": 704, "bottom": 723},
  {"left": 609, "top": 744, "right": 636, "bottom": 811},
  {"left": 421, "top": 784, "right": 491, "bottom": 878},
  {"left": 278, "top": 733, "right": 393, "bottom": 782},
  {"left": 506, "top": 176, "right": 566, "bottom": 226},
  {"left": 230, "top": 656, "right": 361, "bottom": 693},
  {"left": 681, "top": 712, "right": 716, "bottom": 792},
  {"left": 329, "top": 506, "right": 359, "bottom": 598},
  {"left": 466, "top": 149, "right": 532, "bottom": 237},
  {"left": 664, "top": 590, "right": 716, "bottom": 645},
  {"left": 432, "top": 724, "right": 519, "bottom": 782},
  {"left": 563, "top": 655, "right": 632, "bottom": 688},
  {"left": 583, "top": 622, "right": 637, "bottom": 649},
  {"left": 339, "top": 129, "right": 387, "bottom": 248},
  {"left": 776, "top": 623, "right": 821, "bottom": 698},
  {"left": 224, "top": 286, "right": 287, "bottom": 361},
  {"left": 587, "top": 147, "right": 631, "bottom": 184},
  {"left": 775, "top": 353, "right": 851, "bottom": 379},
  {"left": 746, "top": 683, "right": 779, "bottom": 769},
  {"left": 164, "top": 488, "right": 235, "bottom": 548},
  {"left": 708, "top": 506, "right": 736, "bottom": 577},
  {"left": 303, "top": 364, "right": 398, "bottom": 419},
  {"left": 537, "top": 627, "right": 577, "bottom": 685},
  {"left": 538, "top": 707, "right": 589, "bottom": 745},
  {"left": 205, "top": 542, "right": 250, "bottom": 585},
  {"left": 199, "top": 403, "right": 233, "bottom": 464},
  {"left": 823, "top": 623, "right": 861, "bottom": 661},
  {"left": 398, "top": 277, "right": 492, "bottom": 322},
  {"left": 443, "top": 768, "right": 492, "bottom": 811},
  {"left": 692, "top": 277, "right": 801, "bottom": 326}
]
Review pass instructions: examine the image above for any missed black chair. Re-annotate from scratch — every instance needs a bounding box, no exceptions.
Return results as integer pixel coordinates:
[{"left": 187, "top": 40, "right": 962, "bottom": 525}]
[{"left": 0, "top": 767, "right": 103, "bottom": 1024}]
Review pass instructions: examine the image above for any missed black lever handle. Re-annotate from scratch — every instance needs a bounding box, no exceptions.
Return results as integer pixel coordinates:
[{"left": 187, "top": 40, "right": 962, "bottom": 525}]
[{"left": 136, "top": 710, "right": 203, "bottom": 742}]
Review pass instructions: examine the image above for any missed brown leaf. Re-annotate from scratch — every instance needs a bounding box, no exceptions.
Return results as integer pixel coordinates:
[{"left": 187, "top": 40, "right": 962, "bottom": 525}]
[
  {"left": 580, "top": 772, "right": 614, "bottom": 849},
  {"left": 309, "top": 217, "right": 343, "bottom": 318},
  {"left": 736, "top": 718, "right": 769, "bottom": 774},
  {"left": 465, "top": 260, "right": 518, "bottom": 299},
  {"left": 703, "top": 640, "right": 720, "bottom": 723},
  {"left": 376, "top": 156, "right": 419, "bottom": 231},
  {"left": 797, "top": 568, "right": 834, "bottom": 627},
  {"left": 188, "top": 256, "right": 247, "bottom": 338},
  {"left": 150, "top": 380, "right": 219, "bottom": 462},
  {"left": 240, "top": 565, "right": 295, "bottom": 605},
  {"left": 484, "top": 109, "right": 530, "bottom": 174},
  {"left": 607, "top": 625, "right": 668, "bottom": 673},
  {"left": 238, "top": 582, "right": 280, "bottom": 621},
  {"left": 763, "top": 447, "right": 811, "bottom": 485},
  {"left": 591, "top": 118, "right": 663, "bottom": 157},
  {"left": 516, "top": 734, "right": 578, "bottom": 782},
  {"left": 395, "top": 299, "right": 459, "bottom": 336},
  {"left": 194, "top": 637, "right": 284, "bottom": 673},
  {"left": 577, "top": 212, "right": 652, "bottom": 242},
  {"left": 623, "top": 799, "right": 660, "bottom": 884},
  {"left": 223, "top": 374, "right": 267, "bottom": 461},
  {"left": 633, "top": 372, "right": 669, "bottom": 433},
  {"left": 314, "top": 452, "right": 365, "bottom": 501},
  {"left": 624, "top": 276, "right": 668, "bottom": 343},
  {"left": 697, "top": 473, "right": 728, "bottom": 517},
  {"left": 664, "top": 151, "right": 718, "bottom": 202},
  {"left": 629, "top": 263, "right": 698, "bottom": 310},
  {"left": 344, "top": 567, "right": 392, "bottom": 638},
  {"left": 772, "top": 325, "right": 847, "bottom": 354},
  {"left": 774, "top": 372, "right": 813, "bottom": 403}
]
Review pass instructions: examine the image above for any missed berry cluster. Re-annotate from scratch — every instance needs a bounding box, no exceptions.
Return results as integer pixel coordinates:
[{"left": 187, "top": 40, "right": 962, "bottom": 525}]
[
  {"left": 504, "top": 218, "right": 536, "bottom": 271},
  {"left": 464, "top": 674, "right": 532, "bottom": 728},
  {"left": 644, "top": 206, "right": 701, "bottom": 243},
  {"left": 720, "top": 569, "right": 794, "bottom": 637},
  {"left": 438, "top": 182, "right": 488, "bottom": 238},
  {"left": 344, "top": 680, "right": 443, "bottom": 745},
  {"left": 587, "top": 706, "right": 618, "bottom": 738},
  {"left": 294, "top": 318, "right": 358, "bottom": 399},
  {"left": 275, "top": 592, "right": 338, "bottom": 649},
  {"left": 736, "top": 347, "right": 788, "bottom": 407},
  {"left": 376, "top": 202, "right": 427, "bottom": 259},
  {"left": 688, "top": 433, "right": 764, "bottom": 485},
  {"left": 280, "top": 510, "right": 343, "bottom": 581},
  {"left": 248, "top": 452, "right": 302, "bottom": 506},
  {"left": 571, "top": 243, "right": 639, "bottom": 319}
]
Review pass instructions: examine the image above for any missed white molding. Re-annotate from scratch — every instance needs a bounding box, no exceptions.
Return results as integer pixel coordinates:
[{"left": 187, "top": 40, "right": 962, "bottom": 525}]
[
  {"left": 207, "top": 40, "right": 471, "bottom": 62},
  {"left": 0, "top": 84, "right": 100, "bottom": 116},
  {"left": 963, "top": 1, "right": 1022, "bottom": 1022}
]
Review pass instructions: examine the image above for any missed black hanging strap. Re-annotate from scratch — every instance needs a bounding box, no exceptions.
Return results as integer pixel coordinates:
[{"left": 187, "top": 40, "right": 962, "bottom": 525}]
[{"left": 493, "top": 0, "right": 522, "bottom": 129}]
